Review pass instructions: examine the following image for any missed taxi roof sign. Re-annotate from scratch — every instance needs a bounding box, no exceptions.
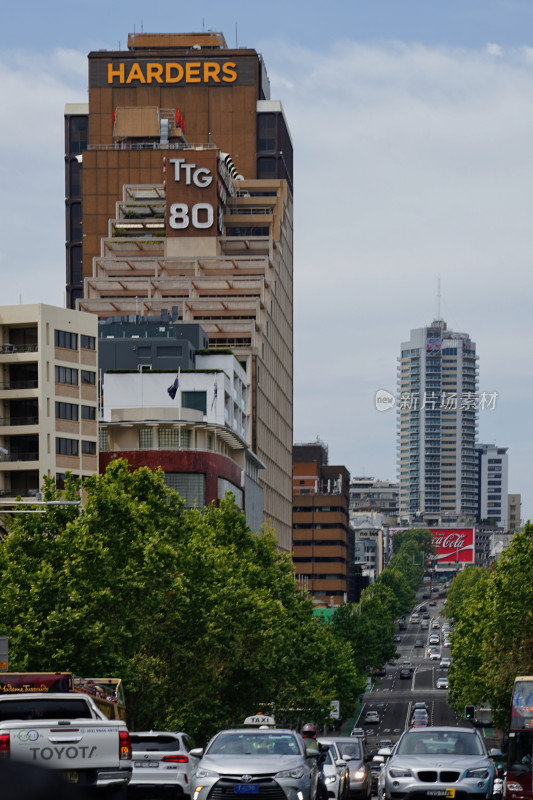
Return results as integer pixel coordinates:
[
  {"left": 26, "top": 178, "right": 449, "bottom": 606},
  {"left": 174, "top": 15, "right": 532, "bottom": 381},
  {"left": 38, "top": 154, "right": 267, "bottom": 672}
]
[{"left": 243, "top": 714, "right": 276, "bottom": 727}]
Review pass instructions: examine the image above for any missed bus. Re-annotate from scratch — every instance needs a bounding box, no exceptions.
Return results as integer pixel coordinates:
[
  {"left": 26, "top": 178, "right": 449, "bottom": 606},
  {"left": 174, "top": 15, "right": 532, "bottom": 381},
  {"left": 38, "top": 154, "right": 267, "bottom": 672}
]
[{"left": 505, "top": 676, "right": 533, "bottom": 800}]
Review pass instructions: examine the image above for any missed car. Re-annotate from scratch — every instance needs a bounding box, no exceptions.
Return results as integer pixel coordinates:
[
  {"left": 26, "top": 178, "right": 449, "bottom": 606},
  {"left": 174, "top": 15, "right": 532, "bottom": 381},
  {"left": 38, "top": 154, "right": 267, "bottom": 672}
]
[
  {"left": 350, "top": 728, "right": 367, "bottom": 743},
  {"left": 320, "top": 737, "right": 371, "bottom": 800},
  {"left": 320, "top": 745, "right": 350, "bottom": 800},
  {"left": 409, "top": 614, "right": 419, "bottom": 624},
  {"left": 429, "top": 650, "right": 441, "bottom": 660},
  {"left": 419, "top": 605, "right": 427, "bottom": 613},
  {"left": 431, "top": 621, "right": 440, "bottom": 629},
  {"left": 364, "top": 710, "right": 380, "bottom": 725},
  {"left": 401, "top": 661, "right": 413, "bottom": 672},
  {"left": 429, "top": 600, "right": 436, "bottom": 606},
  {"left": 370, "top": 667, "right": 387, "bottom": 678},
  {"left": 381, "top": 727, "right": 496, "bottom": 800},
  {"left": 422, "top": 612, "right": 430, "bottom": 619},
  {"left": 414, "top": 639, "right": 424, "bottom": 648},
  {"left": 377, "top": 740, "right": 394, "bottom": 750},
  {"left": 437, "top": 677, "right": 449, "bottom": 689},
  {"left": 429, "top": 634, "right": 440, "bottom": 645},
  {"left": 410, "top": 719, "right": 429, "bottom": 729},
  {"left": 444, "top": 638, "right": 451, "bottom": 647},
  {"left": 440, "top": 657, "right": 451, "bottom": 668},
  {"left": 393, "top": 634, "right": 402, "bottom": 643},
  {"left": 413, "top": 702, "right": 428, "bottom": 713},
  {"left": 399, "top": 668, "right": 412, "bottom": 679},
  {"left": 189, "top": 721, "right": 320, "bottom": 800},
  {"left": 129, "top": 730, "right": 195, "bottom": 797}
]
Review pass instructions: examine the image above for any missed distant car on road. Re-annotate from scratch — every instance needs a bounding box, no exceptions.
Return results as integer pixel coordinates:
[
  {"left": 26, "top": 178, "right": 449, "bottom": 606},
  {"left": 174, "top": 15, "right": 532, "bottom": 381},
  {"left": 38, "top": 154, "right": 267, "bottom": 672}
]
[
  {"left": 399, "top": 668, "right": 412, "bottom": 679},
  {"left": 393, "top": 634, "right": 402, "bottom": 643},
  {"left": 364, "top": 711, "right": 380, "bottom": 725},
  {"left": 440, "top": 657, "right": 451, "bottom": 668},
  {"left": 429, "top": 600, "right": 436, "bottom": 606},
  {"left": 429, "top": 634, "right": 440, "bottom": 645},
  {"left": 350, "top": 727, "right": 367, "bottom": 742},
  {"left": 429, "top": 651, "right": 441, "bottom": 661},
  {"left": 414, "top": 639, "right": 424, "bottom": 648},
  {"left": 431, "top": 621, "right": 440, "bottom": 629},
  {"left": 437, "top": 677, "right": 449, "bottom": 689}
]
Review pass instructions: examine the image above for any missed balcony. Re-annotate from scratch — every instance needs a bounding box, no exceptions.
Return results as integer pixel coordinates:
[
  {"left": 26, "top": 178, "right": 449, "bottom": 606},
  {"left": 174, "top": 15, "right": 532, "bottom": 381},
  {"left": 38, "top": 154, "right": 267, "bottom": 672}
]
[
  {"left": 0, "top": 415, "right": 39, "bottom": 427},
  {"left": 0, "top": 344, "right": 38, "bottom": 355},
  {"left": 0, "top": 380, "right": 38, "bottom": 390}
]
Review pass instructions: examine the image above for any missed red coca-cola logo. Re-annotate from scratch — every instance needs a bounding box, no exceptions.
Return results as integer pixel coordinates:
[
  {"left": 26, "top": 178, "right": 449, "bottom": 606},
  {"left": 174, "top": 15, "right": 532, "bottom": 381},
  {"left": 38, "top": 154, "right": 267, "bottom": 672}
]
[{"left": 433, "top": 533, "right": 466, "bottom": 549}]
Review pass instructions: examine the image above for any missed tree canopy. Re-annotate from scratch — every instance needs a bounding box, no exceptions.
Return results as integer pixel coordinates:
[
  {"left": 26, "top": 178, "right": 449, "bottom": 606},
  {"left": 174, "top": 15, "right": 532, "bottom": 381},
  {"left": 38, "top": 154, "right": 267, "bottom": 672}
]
[{"left": 0, "top": 461, "right": 363, "bottom": 741}]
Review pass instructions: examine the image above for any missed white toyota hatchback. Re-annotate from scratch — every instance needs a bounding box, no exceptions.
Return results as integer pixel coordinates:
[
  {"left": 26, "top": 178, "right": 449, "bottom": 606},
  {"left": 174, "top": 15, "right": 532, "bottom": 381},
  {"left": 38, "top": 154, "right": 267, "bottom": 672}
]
[{"left": 129, "top": 730, "right": 196, "bottom": 797}]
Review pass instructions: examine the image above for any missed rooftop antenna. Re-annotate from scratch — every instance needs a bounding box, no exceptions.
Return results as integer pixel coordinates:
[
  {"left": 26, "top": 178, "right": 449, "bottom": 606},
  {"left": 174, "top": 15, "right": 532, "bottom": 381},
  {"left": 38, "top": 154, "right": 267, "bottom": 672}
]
[
  {"left": 203, "top": 18, "right": 205, "bottom": 32},
  {"left": 141, "top": 20, "right": 144, "bottom": 33},
  {"left": 437, "top": 275, "right": 441, "bottom": 320}
]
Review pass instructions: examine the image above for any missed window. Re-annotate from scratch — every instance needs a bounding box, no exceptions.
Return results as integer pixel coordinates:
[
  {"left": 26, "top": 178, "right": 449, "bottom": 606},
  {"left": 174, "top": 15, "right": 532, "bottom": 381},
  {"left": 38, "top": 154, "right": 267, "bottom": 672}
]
[
  {"left": 55, "top": 366, "right": 78, "bottom": 385},
  {"left": 164, "top": 473, "right": 205, "bottom": 508},
  {"left": 99, "top": 428, "right": 108, "bottom": 452},
  {"left": 55, "top": 402, "right": 78, "bottom": 421},
  {"left": 81, "top": 405, "right": 96, "bottom": 420},
  {"left": 69, "top": 204, "right": 82, "bottom": 240},
  {"left": 56, "top": 437, "right": 79, "bottom": 456},
  {"left": 70, "top": 246, "right": 83, "bottom": 284},
  {"left": 81, "top": 370, "right": 96, "bottom": 385},
  {"left": 182, "top": 391, "right": 207, "bottom": 414},
  {"left": 55, "top": 329, "right": 78, "bottom": 350},
  {"left": 139, "top": 428, "right": 153, "bottom": 449},
  {"left": 159, "top": 428, "right": 180, "bottom": 449},
  {"left": 81, "top": 335, "right": 95, "bottom": 350},
  {"left": 81, "top": 440, "right": 96, "bottom": 455}
]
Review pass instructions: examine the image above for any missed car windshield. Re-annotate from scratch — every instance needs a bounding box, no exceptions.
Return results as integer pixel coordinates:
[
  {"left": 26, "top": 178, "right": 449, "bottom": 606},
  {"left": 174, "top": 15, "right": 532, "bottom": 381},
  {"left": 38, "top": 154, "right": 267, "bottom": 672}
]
[
  {"left": 207, "top": 733, "right": 300, "bottom": 756},
  {"left": 397, "top": 733, "right": 484, "bottom": 756},
  {"left": 337, "top": 742, "right": 361, "bottom": 759}
]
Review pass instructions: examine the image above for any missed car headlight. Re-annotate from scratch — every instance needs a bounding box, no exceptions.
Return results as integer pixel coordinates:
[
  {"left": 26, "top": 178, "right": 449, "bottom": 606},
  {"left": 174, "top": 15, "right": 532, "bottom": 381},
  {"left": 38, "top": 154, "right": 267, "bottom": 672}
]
[
  {"left": 507, "top": 782, "right": 524, "bottom": 792},
  {"left": 465, "top": 769, "right": 490, "bottom": 780},
  {"left": 352, "top": 769, "right": 366, "bottom": 780},
  {"left": 325, "top": 776, "right": 337, "bottom": 785},
  {"left": 195, "top": 767, "right": 220, "bottom": 779},
  {"left": 276, "top": 767, "right": 305, "bottom": 779},
  {"left": 388, "top": 767, "right": 413, "bottom": 778}
]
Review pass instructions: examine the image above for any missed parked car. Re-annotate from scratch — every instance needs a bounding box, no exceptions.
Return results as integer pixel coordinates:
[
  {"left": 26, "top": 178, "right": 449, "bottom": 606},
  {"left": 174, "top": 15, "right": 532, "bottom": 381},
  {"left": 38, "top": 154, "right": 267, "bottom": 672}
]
[
  {"left": 320, "top": 737, "right": 371, "bottom": 800},
  {"left": 129, "top": 730, "right": 196, "bottom": 797},
  {"left": 364, "top": 710, "right": 380, "bottom": 725},
  {"left": 381, "top": 727, "right": 496, "bottom": 800},
  {"left": 437, "top": 677, "right": 449, "bottom": 689}
]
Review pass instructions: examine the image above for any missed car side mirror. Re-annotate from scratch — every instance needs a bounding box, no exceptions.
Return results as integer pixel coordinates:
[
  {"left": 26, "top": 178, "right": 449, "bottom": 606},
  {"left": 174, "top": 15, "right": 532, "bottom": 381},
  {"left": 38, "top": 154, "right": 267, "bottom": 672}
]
[
  {"left": 189, "top": 747, "right": 204, "bottom": 758},
  {"left": 336, "top": 759, "right": 347, "bottom": 768},
  {"left": 306, "top": 747, "right": 320, "bottom": 758},
  {"left": 489, "top": 749, "right": 503, "bottom": 758}
]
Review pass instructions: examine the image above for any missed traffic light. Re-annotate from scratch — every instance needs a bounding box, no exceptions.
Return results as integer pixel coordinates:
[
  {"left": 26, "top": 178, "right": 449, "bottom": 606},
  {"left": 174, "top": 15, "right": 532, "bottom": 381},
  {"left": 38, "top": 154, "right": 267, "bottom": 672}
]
[{"left": 465, "top": 705, "right": 475, "bottom": 719}]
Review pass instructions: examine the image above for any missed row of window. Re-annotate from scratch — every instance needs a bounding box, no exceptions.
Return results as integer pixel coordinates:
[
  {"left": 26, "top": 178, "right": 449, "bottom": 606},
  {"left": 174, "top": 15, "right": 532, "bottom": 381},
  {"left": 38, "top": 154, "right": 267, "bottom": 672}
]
[
  {"left": 55, "top": 402, "right": 96, "bottom": 421},
  {"left": 56, "top": 437, "right": 96, "bottom": 456},
  {"left": 55, "top": 366, "right": 96, "bottom": 385},
  {"left": 55, "top": 330, "right": 96, "bottom": 351}
]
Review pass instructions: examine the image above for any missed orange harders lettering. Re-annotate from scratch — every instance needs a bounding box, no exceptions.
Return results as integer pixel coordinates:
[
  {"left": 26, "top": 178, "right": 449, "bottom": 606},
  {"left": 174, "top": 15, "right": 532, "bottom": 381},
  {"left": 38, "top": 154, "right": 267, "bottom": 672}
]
[
  {"left": 186, "top": 62, "right": 201, "bottom": 82},
  {"left": 146, "top": 63, "right": 164, "bottom": 83},
  {"left": 166, "top": 63, "right": 184, "bottom": 83},
  {"left": 108, "top": 63, "right": 125, "bottom": 84},
  {"left": 222, "top": 61, "right": 237, "bottom": 83},
  {"left": 126, "top": 63, "right": 146, "bottom": 84},
  {"left": 203, "top": 62, "right": 221, "bottom": 83}
]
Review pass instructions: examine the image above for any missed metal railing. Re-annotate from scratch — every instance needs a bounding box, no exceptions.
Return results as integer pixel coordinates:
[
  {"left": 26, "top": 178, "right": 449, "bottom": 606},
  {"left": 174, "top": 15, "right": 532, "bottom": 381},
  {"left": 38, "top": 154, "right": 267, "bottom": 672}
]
[
  {"left": 0, "top": 344, "right": 38, "bottom": 355},
  {"left": 0, "top": 452, "right": 39, "bottom": 462},
  {"left": 0, "top": 416, "right": 39, "bottom": 426},
  {"left": 0, "top": 381, "right": 38, "bottom": 390}
]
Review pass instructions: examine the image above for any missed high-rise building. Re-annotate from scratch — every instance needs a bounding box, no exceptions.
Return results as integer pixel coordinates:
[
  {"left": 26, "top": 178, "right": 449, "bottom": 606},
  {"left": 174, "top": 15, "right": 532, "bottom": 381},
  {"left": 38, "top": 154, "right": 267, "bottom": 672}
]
[
  {"left": 0, "top": 304, "right": 98, "bottom": 501},
  {"left": 508, "top": 493, "right": 522, "bottom": 532},
  {"left": 65, "top": 31, "right": 294, "bottom": 549},
  {"left": 398, "top": 319, "right": 478, "bottom": 523},
  {"left": 476, "top": 443, "right": 508, "bottom": 528},
  {"left": 292, "top": 440, "right": 355, "bottom": 606}
]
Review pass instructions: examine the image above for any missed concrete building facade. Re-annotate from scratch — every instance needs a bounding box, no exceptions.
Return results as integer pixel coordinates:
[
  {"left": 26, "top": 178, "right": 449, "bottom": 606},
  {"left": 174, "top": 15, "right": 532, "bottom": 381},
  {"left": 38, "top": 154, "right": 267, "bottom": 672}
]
[
  {"left": 65, "top": 32, "right": 294, "bottom": 549},
  {"left": 292, "top": 440, "right": 355, "bottom": 606},
  {"left": 0, "top": 304, "right": 98, "bottom": 499},
  {"left": 398, "top": 318, "right": 479, "bottom": 523},
  {"left": 476, "top": 443, "right": 509, "bottom": 529}
]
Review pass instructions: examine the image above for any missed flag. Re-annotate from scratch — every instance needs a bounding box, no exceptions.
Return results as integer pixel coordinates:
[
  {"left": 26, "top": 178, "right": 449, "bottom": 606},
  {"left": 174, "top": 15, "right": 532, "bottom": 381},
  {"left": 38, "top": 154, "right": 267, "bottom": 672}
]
[
  {"left": 211, "top": 378, "right": 218, "bottom": 411},
  {"left": 167, "top": 373, "right": 179, "bottom": 400}
]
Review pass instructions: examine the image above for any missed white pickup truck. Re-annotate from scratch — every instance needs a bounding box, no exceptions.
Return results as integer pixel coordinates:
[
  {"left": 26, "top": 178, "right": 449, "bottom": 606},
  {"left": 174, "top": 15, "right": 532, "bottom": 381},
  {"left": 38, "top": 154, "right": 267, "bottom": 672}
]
[{"left": 0, "top": 691, "right": 132, "bottom": 795}]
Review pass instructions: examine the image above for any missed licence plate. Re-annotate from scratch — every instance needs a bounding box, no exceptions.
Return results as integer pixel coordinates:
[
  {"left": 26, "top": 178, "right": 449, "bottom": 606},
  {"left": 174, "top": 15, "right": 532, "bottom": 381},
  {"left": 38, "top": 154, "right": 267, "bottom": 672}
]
[
  {"left": 234, "top": 786, "right": 259, "bottom": 794},
  {"left": 134, "top": 761, "right": 159, "bottom": 768},
  {"left": 63, "top": 771, "right": 79, "bottom": 783},
  {"left": 427, "top": 792, "right": 455, "bottom": 798}
]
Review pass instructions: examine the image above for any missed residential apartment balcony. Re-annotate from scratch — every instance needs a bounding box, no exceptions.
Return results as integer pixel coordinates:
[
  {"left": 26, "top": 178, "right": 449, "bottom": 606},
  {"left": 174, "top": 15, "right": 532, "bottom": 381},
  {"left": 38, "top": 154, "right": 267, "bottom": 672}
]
[{"left": 0, "top": 344, "right": 38, "bottom": 356}]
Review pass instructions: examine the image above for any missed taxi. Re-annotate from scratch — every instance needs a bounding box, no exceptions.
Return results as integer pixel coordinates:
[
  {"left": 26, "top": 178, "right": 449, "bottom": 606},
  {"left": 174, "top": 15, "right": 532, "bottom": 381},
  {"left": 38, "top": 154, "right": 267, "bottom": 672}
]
[{"left": 190, "top": 715, "right": 320, "bottom": 800}]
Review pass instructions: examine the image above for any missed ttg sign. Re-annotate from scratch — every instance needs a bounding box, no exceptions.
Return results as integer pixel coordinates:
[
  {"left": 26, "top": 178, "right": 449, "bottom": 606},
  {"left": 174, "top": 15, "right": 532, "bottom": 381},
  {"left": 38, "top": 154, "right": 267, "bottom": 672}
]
[{"left": 165, "top": 151, "right": 233, "bottom": 237}]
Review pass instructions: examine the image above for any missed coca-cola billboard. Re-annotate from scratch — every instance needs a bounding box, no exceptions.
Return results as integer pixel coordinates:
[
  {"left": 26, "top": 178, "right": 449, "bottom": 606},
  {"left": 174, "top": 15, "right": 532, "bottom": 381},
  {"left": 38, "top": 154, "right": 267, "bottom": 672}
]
[{"left": 430, "top": 528, "right": 474, "bottom": 563}]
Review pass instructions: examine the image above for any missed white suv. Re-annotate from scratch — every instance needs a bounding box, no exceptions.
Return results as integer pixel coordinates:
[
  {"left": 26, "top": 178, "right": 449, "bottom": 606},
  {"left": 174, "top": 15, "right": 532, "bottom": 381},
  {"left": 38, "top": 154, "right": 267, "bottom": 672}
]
[{"left": 129, "top": 730, "right": 195, "bottom": 797}]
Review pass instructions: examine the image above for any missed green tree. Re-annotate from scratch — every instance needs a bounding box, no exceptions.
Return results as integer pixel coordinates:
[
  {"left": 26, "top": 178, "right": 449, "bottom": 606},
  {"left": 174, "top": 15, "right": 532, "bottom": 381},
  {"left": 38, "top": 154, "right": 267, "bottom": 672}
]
[{"left": 0, "top": 460, "right": 363, "bottom": 741}]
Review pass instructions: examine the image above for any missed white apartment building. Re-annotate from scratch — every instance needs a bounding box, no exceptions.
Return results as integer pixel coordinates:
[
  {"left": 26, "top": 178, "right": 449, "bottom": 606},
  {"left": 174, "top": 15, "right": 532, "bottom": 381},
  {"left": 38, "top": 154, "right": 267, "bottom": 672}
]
[
  {"left": 477, "top": 443, "right": 509, "bottom": 529},
  {"left": 0, "top": 304, "right": 98, "bottom": 500}
]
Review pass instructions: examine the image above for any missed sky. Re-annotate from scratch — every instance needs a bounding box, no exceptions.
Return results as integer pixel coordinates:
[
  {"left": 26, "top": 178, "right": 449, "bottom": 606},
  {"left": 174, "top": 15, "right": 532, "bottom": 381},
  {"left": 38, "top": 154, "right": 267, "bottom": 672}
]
[{"left": 1, "top": 0, "right": 532, "bottom": 521}]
